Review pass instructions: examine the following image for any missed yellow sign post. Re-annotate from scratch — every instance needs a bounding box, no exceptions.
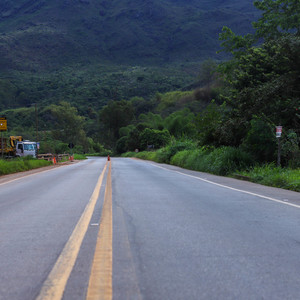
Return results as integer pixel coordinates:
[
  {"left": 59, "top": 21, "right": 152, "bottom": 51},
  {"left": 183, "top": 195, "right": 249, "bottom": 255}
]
[
  {"left": 0, "top": 117, "right": 7, "bottom": 131},
  {"left": 0, "top": 117, "right": 7, "bottom": 158}
]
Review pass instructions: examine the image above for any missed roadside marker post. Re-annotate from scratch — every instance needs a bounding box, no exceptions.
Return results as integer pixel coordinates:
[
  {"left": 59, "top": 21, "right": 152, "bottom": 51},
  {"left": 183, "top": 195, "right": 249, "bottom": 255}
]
[{"left": 276, "top": 126, "right": 282, "bottom": 167}]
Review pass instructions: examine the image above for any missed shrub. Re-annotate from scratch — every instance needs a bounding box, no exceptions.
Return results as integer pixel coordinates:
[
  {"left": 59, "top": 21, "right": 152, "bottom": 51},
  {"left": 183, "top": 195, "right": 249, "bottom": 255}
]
[
  {"left": 238, "top": 163, "right": 300, "bottom": 192},
  {"left": 0, "top": 158, "right": 51, "bottom": 175},
  {"left": 140, "top": 128, "right": 171, "bottom": 150},
  {"left": 242, "top": 118, "right": 276, "bottom": 162},
  {"left": 157, "top": 140, "right": 198, "bottom": 164},
  {"left": 171, "top": 146, "right": 254, "bottom": 175}
]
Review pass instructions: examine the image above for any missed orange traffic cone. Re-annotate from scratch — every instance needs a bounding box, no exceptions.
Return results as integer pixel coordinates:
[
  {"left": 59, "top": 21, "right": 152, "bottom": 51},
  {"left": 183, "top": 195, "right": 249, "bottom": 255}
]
[
  {"left": 52, "top": 157, "right": 57, "bottom": 164},
  {"left": 107, "top": 155, "right": 110, "bottom": 161}
]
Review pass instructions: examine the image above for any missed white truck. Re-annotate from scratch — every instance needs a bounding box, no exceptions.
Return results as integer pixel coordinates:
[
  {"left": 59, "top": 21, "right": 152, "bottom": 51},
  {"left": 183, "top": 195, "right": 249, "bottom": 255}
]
[
  {"left": 15, "top": 140, "right": 37, "bottom": 158},
  {"left": 0, "top": 136, "right": 37, "bottom": 158}
]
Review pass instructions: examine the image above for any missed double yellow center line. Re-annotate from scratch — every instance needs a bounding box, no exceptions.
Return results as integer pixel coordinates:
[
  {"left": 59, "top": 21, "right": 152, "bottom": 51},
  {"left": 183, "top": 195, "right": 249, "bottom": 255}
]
[
  {"left": 86, "top": 161, "right": 113, "bottom": 300},
  {"left": 36, "top": 161, "right": 113, "bottom": 300}
]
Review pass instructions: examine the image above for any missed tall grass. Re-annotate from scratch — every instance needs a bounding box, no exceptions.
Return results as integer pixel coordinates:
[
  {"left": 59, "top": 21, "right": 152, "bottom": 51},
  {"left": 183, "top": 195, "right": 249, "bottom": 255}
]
[
  {"left": 0, "top": 158, "right": 52, "bottom": 176},
  {"left": 238, "top": 164, "right": 300, "bottom": 192},
  {"left": 122, "top": 143, "right": 299, "bottom": 192},
  {"left": 171, "top": 146, "right": 254, "bottom": 175}
]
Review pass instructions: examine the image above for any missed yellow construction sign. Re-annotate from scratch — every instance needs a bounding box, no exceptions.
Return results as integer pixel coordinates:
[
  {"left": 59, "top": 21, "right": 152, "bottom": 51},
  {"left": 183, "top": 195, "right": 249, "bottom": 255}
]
[{"left": 0, "top": 117, "right": 7, "bottom": 131}]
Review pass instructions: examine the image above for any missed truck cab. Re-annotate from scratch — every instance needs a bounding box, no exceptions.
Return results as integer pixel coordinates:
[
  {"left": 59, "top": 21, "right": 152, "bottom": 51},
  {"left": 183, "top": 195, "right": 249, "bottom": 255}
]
[{"left": 15, "top": 141, "right": 37, "bottom": 158}]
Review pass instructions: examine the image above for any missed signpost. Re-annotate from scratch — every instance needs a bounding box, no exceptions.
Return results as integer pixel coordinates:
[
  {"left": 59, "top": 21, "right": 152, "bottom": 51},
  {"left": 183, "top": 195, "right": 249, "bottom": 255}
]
[
  {"left": 276, "top": 126, "right": 282, "bottom": 167},
  {"left": 0, "top": 117, "right": 7, "bottom": 158}
]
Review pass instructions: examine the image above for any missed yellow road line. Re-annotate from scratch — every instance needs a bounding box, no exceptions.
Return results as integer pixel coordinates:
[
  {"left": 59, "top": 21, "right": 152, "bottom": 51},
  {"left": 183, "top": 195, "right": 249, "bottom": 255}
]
[
  {"left": 36, "top": 162, "right": 108, "bottom": 300},
  {"left": 86, "top": 161, "right": 113, "bottom": 300}
]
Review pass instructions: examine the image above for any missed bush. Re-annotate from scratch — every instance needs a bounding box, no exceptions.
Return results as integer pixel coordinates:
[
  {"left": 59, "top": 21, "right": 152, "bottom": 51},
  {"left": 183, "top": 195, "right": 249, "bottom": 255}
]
[
  {"left": 171, "top": 146, "right": 254, "bottom": 175},
  {"left": 242, "top": 118, "right": 276, "bottom": 162},
  {"left": 0, "top": 158, "right": 51, "bottom": 175},
  {"left": 155, "top": 139, "right": 197, "bottom": 163},
  {"left": 238, "top": 163, "right": 300, "bottom": 192},
  {"left": 140, "top": 128, "right": 171, "bottom": 150}
]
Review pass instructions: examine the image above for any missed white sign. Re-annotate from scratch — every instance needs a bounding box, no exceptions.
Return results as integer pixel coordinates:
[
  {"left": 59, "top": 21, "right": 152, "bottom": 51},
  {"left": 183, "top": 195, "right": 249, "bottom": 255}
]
[{"left": 276, "top": 126, "right": 282, "bottom": 138}]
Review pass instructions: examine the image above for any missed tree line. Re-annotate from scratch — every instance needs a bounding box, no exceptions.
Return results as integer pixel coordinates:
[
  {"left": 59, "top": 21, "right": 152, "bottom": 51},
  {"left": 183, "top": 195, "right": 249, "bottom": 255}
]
[{"left": 1, "top": 0, "right": 299, "bottom": 168}]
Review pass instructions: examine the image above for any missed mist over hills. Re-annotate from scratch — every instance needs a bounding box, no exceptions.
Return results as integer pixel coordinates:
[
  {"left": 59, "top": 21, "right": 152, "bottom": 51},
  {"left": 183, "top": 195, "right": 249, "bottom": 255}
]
[{"left": 0, "top": 0, "right": 259, "bottom": 71}]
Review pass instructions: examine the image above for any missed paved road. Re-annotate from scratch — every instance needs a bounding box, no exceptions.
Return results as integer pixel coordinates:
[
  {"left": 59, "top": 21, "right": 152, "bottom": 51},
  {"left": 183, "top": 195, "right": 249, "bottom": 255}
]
[{"left": 0, "top": 157, "right": 299, "bottom": 300}]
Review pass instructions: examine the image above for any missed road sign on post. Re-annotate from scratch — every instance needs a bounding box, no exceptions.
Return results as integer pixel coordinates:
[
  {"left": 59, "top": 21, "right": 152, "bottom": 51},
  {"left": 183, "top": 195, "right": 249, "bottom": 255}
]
[
  {"left": 0, "top": 117, "right": 7, "bottom": 158},
  {"left": 276, "top": 126, "right": 282, "bottom": 138},
  {"left": 0, "top": 117, "right": 7, "bottom": 131},
  {"left": 276, "top": 126, "right": 282, "bottom": 167}
]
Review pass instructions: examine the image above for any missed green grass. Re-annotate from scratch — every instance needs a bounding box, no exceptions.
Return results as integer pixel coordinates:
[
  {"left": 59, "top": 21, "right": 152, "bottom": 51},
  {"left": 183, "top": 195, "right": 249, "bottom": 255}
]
[
  {"left": 73, "top": 154, "right": 87, "bottom": 160},
  {"left": 236, "top": 164, "right": 300, "bottom": 192},
  {"left": 0, "top": 157, "right": 52, "bottom": 176},
  {"left": 122, "top": 146, "right": 300, "bottom": 192}
]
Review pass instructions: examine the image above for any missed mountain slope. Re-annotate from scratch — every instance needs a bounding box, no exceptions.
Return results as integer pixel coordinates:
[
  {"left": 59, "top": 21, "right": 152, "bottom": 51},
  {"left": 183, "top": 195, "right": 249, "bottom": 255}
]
[{"left": 0, "top": 0, "right": 259, "bottom": 71}]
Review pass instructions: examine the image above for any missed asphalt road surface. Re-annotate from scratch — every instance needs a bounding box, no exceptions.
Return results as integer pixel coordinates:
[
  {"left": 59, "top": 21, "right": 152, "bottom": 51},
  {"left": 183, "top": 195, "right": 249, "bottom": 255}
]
[{"left": 0, "top": 157, "right": 299, "bottom": 300}]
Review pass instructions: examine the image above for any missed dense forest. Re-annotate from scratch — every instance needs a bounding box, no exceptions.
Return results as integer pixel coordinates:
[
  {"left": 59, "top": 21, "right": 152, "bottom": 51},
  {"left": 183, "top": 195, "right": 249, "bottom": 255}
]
[{"left": 0, "top": 0, "right": 299, "bottom": 176}]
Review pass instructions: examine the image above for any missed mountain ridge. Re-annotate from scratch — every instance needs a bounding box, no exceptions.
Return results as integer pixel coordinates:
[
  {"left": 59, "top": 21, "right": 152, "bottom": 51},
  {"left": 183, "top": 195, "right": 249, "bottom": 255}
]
[{"left": 0, "top": 0, "right": 259, "bottom": 72}]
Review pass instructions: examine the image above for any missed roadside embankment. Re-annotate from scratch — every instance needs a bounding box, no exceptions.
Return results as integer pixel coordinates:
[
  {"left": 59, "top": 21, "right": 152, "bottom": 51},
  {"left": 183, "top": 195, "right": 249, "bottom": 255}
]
[
  {"left": 122, "top": 147, "right": 300, "bottom": 192},
  {"left": 0, "top": 158, "right": 52, "bottom": 176}
]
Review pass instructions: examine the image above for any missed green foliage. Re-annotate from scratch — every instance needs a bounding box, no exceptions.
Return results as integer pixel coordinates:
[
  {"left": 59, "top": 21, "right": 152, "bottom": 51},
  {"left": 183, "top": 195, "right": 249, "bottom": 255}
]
[
  {"left": 198, "top": 59, "right": 218, "bottom": 87},
  {"left": 195, "top": 101, "right": 226, "bottom": 146},
  {"left": 140, "top": 128, "right": 171, "bottom": 150},
  {"left": 0, "top": 158, "right": 51, "bottom": 175},
  {"left": 124, "top": 141, "right": 254, "bottom": 176},
  {"left": 98, "top": 100, "right": 135, "bottom": 147},
  {"left": 156, "top": 91, "right": 195, "bottom": 113},
  {"left": 281, "top": 130, "right": 300, "bottom": 168},
  {"left": 242, "top": 118, "right": 277, "bottom": 162},
  {"left": 171, "top": 146, "right": 254, "bottom": 175},
  {"left": 253, "top": 0, "right": 300, "bottom": 39},
  {"left": 50, "top": 101, "right": 86, "bottom": 145},
  {"left": 0, "top": 0, "right": 258, "bottom": 74},
  {"left": 135, "top": 151, "right": 159, "bottom": 162},
  {"left": 238, "top": 163, "right": 300, "bottom": 192},
  {"left": 219, "top": 26, "right": 254, "bottom": 59},
  {"left": 202, "top": 147, "right": 254, "bottom": 175},
  {"left": 154, "top": 139, "right": 197, "bottom": 163},
  {"left": 72, "top": 154, "right": 87, "bottom": 160},
  {"left": 116, "top": 136, "right": 129, "bottom": 154},
  {"left": 138, "top": 113, "right": 164, "bottom": 130},
  {"left": 218, "top": 0, "right": 300, "bottom": 162},
  {"left": 164, "top": 109, "right": 196, "bottom": 138}
]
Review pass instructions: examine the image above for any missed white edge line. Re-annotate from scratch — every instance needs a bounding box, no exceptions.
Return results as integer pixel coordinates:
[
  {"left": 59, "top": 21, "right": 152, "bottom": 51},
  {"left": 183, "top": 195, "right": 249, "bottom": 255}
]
[
  {"left": 149, "top": 163, "right": 300, "bottom": 209},
  {"left": 0, "top": 164, "right": 72, "bottom": 186}
]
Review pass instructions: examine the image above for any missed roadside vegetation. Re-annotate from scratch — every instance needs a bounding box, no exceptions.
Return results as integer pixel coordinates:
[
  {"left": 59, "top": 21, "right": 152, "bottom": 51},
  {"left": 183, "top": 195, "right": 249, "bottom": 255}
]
[
  {"left": 122, "top": 144, "right": 300, "bottom": 192},
  {"left": 0, "top": 157, "right": 52, "bottom": 176},
  {"left": 0, "top": 0, "right": 299, "bottom": 191}
]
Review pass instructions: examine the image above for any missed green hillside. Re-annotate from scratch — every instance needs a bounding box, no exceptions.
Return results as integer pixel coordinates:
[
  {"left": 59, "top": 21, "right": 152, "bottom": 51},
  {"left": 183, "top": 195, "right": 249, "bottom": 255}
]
[
  {"left": 0, "top": 0, "right": 258, "bottom": 71},
  {"left": 0, "top": 0, "right": 298, "bottom": 191}
]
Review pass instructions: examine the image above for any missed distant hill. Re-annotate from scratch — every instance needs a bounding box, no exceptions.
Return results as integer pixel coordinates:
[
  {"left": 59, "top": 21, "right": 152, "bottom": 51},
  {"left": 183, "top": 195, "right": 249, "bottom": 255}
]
[{"left": 0, "top": 0, "right": 259, "bottom": 71}]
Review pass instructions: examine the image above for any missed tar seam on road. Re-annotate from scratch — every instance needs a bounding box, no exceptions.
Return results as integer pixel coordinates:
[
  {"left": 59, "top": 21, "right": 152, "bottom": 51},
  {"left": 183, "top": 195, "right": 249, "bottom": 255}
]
[
  {"left": 86, "top": 160, "right": 113, "bottom": 300},
  {"left": 150, "top": 163, "right": 300, "bottom": 209},
  {"left": 35, "top": 162, "right": 108, "bottom": 300}
]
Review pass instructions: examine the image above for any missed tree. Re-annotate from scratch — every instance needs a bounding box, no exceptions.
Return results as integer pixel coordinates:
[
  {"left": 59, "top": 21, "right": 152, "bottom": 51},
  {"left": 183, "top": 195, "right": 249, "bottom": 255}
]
[
  {"left": 253, "top": 0, "right": 300, "bottom": 39},
  {"left": 164, "top": 108, "right": 196, "bottom": 138},
  {"left": 140, "top": 128, "right": 171, "bottom": 150},
  {"left": 195, "top": 101, "right": 226, "bottom": 146},
  {"left": 218, "top": 0, "right": 300, "bottom": 136},
  {"left": 241, "top": 118, "right": 277, "bottom": 162},
  {"left": 98, "top": 100, "right": 135, "bottom": 147},
  {"left": 198, "top": 59, "right": 218, "bottom": 87},
  {"left": 50, "top": 101, "right": 87, "bottom": 146}
]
